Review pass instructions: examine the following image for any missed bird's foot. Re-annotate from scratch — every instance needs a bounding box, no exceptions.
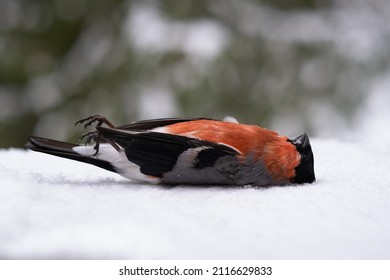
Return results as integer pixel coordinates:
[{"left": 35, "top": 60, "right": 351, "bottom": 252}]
[
  {"left": 77, "top": 130, "right": 99, "bottom": 145},
  {"left": 76, "top": 130, "right": 102, "bottom": 155},
  {"left": 75, "top": 115, "right": 115, "bottom": 129},
  {"left": 75, "top": 115, "right": 117, "bottom": 155}
]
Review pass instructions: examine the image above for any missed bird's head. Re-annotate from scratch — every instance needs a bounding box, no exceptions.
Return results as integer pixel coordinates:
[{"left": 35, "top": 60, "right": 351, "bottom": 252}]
[{"left": 289, "top": 133, "right": 315, "bottom": 184}]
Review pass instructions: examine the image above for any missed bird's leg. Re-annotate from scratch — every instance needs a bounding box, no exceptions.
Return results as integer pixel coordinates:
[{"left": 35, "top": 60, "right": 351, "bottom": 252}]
[
  {"left": 75, "top": 115, "right": 121, "bottom": 155},
  {"left": 91, "top": 135, "right": 121, "bottom": 155},
  {"left": 75, "top": 115, "right": 116, "bottom": 129},
  {"left": 76, "top": 116, "right": 122, "bottom": 155},
  {"left": 102, "top": 136, "right": 121, "bottom": 152}
]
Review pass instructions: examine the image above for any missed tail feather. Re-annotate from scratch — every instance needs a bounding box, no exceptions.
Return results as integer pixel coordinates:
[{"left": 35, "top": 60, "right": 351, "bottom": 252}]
[{"left": 26, "top": 137, "right": 116, "bottom": 173}]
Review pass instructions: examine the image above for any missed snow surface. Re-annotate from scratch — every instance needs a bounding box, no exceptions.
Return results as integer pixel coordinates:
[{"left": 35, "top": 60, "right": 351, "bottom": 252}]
[{"left": 0, "top": 139, "right": 389, "bottom": 259}]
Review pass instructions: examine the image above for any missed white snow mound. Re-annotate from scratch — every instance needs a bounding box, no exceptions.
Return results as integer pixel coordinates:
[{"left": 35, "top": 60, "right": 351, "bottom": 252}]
[{"left": 0, "top": 139, "right": 389, "bottom": 259}]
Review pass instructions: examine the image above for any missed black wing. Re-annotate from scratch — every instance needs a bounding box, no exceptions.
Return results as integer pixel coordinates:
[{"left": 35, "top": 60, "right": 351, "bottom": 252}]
[{"left": 97, "top": 126, "right": 239, "bottom": 178}]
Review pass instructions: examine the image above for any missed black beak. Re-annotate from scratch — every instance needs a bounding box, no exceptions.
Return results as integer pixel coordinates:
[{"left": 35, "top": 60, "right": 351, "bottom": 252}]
[{"left": 293, "top": 133, "right": 310, "bottom": 148}]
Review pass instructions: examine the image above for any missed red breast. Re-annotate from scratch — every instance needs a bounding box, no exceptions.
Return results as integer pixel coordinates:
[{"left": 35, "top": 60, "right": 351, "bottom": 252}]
[{"left": 166, "top": 119, "right": 301, "bottom": 182}]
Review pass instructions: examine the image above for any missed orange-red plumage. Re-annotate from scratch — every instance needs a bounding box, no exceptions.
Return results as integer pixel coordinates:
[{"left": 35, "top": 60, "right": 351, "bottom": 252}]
[
  {"left": 166, "top": 120, "right": 301, "bottom": 181},
  {"left": 167, "top": 120, "right": 272, "bottom": 155}
]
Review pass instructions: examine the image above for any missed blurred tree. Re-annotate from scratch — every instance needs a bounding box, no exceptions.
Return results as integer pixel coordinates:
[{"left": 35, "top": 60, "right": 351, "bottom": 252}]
[{"left": 0, "top": 0, "right": 388, "bottom": 147}]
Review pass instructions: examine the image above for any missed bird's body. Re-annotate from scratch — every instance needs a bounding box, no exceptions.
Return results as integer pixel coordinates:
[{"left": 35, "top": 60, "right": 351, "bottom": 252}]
[{"left": 27, "top": 116, "right": 315, "bottom": 186}]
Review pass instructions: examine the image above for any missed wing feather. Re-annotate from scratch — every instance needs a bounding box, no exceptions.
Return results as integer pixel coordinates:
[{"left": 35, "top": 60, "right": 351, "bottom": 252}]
[{"left": 97, "top": 126, "right": 239, "bottom": 177}]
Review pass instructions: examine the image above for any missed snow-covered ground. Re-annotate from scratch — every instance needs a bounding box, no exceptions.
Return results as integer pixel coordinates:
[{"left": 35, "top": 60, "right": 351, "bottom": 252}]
[{"left": 0, "top": 137, "right": 389, "bottom": 259}]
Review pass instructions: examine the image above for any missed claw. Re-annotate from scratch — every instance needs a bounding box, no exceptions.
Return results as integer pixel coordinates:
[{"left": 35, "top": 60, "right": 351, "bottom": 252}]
[
  {"left": 75, "top": 115, "right": 115, "bottom": 129},
  {"left": 75, "top": 115, "right": 92, "bottom": 125},
  {"left": 92, "top": 138, "right": 101, "bottom": 155},
  {"left": 85, "top": 134, "right": 95, "bottom": 145},
  {"left": 77, "top": 130, "right": 98, "bottom": 143},
  {"left": 74, "top": 115, "right": 101, "bottom": 129}
]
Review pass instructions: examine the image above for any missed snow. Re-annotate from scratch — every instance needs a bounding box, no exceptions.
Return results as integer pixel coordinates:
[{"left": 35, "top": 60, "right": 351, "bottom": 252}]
[{"left": 1, "top": 138, "right": 389, "bottom": 259}]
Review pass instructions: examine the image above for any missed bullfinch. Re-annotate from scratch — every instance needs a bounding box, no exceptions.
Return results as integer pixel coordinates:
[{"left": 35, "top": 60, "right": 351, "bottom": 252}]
[{"left": 26, "top": 115, "right": 315, "bottom": 186}]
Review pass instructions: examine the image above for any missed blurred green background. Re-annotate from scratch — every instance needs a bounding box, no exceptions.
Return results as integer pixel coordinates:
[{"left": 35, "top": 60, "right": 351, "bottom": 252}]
[{"left": 1, "top": 0, "right": 389, "bottom": 148}]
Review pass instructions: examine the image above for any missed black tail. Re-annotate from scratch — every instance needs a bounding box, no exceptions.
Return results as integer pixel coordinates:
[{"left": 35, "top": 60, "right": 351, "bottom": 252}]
[{"left": 26, "top": 137, "right": 116, "bottom": 173}]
